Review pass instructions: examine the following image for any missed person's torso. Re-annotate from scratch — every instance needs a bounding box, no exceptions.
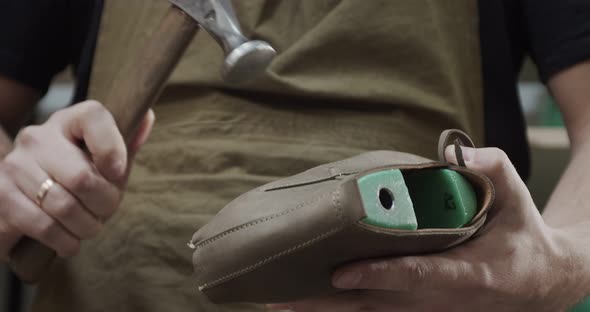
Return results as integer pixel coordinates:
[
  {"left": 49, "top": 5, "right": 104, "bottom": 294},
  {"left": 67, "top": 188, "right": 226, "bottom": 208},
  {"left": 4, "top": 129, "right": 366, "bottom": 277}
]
[{"left": 89, "top": 0, "right": 484, "bottom": 154}]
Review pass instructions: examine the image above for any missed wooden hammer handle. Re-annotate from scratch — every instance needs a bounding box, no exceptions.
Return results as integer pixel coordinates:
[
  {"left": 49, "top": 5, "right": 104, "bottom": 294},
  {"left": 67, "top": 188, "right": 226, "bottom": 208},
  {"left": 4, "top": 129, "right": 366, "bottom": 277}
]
[{"left": 8, "top": 6, "right": 199, "bottom": 283}]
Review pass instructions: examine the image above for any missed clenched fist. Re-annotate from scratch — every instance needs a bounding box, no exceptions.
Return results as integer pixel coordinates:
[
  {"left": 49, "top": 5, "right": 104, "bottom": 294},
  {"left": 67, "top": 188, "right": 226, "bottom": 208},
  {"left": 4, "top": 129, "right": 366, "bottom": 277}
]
[{"left": 0, "top": 100, "right": 154, "bottom": 260}]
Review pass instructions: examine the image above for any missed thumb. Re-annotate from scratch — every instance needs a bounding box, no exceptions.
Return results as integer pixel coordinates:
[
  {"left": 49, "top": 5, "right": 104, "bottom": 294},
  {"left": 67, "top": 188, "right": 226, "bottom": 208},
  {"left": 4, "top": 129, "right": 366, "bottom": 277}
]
[
  {"left": 445, "top": 146, "right": 535, "bottom": 220},
  {"left": 114, "top": 110, "right": 155, "bottom": 188},
  {"left": 127, "top": 109, "right": 155, "bottom": 160}
]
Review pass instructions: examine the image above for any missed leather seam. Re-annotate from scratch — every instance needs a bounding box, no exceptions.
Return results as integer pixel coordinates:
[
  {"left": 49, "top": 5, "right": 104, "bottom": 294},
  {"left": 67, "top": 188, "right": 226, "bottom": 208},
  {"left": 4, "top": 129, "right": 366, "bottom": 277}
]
[
  {"left": 334, "top": 185, "right": 344, "bottom": 223},
  {"left": 199, "top": 188, "right": 344, "bottom": 291},
  {"left": 199, "top": 226, "right": 344, "bottom": 291},
  {"left": 263, "top": 173, "right": 355, "bottom": 192},
  {"left": 193, "top": 191, "right": 333, "bottom": 249},
  {"left": 263, "top": 155, "right": 436, "bottom": 192},
  {"left": 261, "top": 155, "right": 367, "bottom": 191}
]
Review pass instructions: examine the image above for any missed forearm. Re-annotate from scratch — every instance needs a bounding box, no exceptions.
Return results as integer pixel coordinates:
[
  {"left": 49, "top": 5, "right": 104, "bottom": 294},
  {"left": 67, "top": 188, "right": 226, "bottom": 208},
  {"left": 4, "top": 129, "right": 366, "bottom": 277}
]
[
  {"left": 542, "top": 147, "right": 590, "bottom": 303},
  {"left": 543, "top": 60, "right": 590, "bottom": 228},
  {"left": 541, "top": 61, "right": 590, "bottom": 299},
  {"left": 543, "top": 141, "right": 590, "bottom": 227}
]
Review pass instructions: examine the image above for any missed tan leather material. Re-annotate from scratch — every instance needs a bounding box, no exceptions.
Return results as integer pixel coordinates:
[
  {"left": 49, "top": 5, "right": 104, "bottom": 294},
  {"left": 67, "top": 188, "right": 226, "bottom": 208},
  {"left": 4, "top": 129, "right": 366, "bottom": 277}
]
[{"left": 191, "top": 145, "right": 494, "bottom": 303}]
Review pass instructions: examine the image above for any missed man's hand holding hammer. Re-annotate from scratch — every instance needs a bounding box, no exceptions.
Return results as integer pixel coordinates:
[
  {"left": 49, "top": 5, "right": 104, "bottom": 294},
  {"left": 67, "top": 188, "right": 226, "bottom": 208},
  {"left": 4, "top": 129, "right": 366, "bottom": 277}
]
[
  {"left": 0, "top": 93, "right": 154, "bottom": 261},
  {"left": 0, "top": 0, "right": 276, "bottom": 283}
]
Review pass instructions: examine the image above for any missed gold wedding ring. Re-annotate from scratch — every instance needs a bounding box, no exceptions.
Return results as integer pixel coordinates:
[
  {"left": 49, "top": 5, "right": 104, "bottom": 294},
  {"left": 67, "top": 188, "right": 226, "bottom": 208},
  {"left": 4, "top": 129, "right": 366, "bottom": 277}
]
[{"left": 35, "top": 178, "right": 55, "bottom": 208}]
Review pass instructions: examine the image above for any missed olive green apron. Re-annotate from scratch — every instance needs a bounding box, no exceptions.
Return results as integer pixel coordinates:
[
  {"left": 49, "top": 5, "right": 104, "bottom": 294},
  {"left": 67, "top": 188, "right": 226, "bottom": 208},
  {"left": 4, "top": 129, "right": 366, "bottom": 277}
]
[{"left": 33, "top": 1, "right": 483, "bottom": 311}]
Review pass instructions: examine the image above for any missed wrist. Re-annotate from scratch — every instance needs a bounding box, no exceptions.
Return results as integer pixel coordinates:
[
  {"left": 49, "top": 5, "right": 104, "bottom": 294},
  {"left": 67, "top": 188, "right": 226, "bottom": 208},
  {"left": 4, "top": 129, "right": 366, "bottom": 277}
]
[{"left": 550, "top": 225, "right": 590, "bottom": 305}]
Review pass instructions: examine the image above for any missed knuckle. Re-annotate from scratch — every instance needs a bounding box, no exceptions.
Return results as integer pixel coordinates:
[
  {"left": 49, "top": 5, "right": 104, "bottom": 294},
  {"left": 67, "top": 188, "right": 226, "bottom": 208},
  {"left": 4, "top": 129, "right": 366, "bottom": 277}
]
[
  {"left": 48, "top": 108, "right": 66, "bottom": 121},
  {"left": 403, "top": 259, "right": 430, "bottom": 288},
  {"left": 84, "top": 100, "right": 112, "bottom": 121},
  {"left": 491, "top": 147, "right": 510, "bottom": 165},
  {"left": 101, "top": 147, "right": 124, "bottom": 168},
  {"left": 34, "top": 219, "right": 59, "bottom": 239},
  {"left": 483, "top": 147, "right": 511, "bottom": 174},
  {"left": 64, "top": 169, "right": 96, "bottom": 193},
  {"left": 83, "top": 100, "right": 104, "bottom": 112},
  {"left": 50, "top": 196, "right": 78, "bottom": 220},
  {"left": 15, "top": 126, "right": 42, "bottom": 146}
]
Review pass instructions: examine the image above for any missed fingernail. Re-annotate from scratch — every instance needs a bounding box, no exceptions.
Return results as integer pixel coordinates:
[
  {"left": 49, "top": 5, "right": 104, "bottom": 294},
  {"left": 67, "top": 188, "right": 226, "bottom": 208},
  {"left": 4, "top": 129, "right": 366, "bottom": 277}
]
[
  {"left": 460, "top": 146, "right": 475, "bottom": 163},
  {"left": 333, "top": 271, "right": 362, "bottom": 289}
]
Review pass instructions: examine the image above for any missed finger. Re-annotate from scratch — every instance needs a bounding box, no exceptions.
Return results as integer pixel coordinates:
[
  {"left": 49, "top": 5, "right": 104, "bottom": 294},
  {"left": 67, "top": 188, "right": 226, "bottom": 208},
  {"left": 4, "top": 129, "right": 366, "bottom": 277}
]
[
  {"left": 3, "top": 153, "right": 102, "bottom": 239},
  {"left": 270, "top": 291, "right": 453, "bottom": 312},
  {"left": 333, "top": 255, "right": 475, "bottom": 292},
  {"left": 445, "top": 146, "right": 535, "bottom": 220},
  {"left": 35, "top": 136, "right": 121, "bottom": 220},
  {"left": 0, "top": 180, "right": 80, "bottom": 258},
  {"left": 269, "top": 291, "right": 378, "bottom": 312},
  {"left": 108, "top": 110, "right": 156, "bottom": 190},
  {"left": 13, "top": 196, "right": 81, "bottom": 258},
  {"left": 41, "top": 179, "right": 104, "bottom": 239},
  {"left": 49, "top": 100, "right": 127, "bottom": 181}
]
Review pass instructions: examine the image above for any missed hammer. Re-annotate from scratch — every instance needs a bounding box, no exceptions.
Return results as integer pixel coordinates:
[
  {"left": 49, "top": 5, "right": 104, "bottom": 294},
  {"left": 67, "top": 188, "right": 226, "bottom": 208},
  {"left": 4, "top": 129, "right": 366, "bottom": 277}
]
[{"left": 7, "top": 0, "right": 276, "bottom": 283}]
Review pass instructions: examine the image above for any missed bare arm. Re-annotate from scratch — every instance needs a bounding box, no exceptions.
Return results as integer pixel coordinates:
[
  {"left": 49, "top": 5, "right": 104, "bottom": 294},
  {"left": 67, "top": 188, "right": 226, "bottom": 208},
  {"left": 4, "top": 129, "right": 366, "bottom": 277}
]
[
  {"left": 543, "top": 60, "right": 590, "bottom": 229},
  {"left": 0, "top": 75, "right": 40, "bottom": 155}
]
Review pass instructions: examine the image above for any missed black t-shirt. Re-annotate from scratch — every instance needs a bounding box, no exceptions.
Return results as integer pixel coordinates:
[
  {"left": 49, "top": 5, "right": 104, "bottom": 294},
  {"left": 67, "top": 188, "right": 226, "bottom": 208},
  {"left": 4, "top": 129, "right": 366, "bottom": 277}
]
[
  {"left": 479, "top": 0, "right": 590, "bottom": 179},
  {"left": 0, "top": 0, "right": 102, "bottom": 101},
  {"left": 1, "top": 0, "right": 590, "bottom": 179}
]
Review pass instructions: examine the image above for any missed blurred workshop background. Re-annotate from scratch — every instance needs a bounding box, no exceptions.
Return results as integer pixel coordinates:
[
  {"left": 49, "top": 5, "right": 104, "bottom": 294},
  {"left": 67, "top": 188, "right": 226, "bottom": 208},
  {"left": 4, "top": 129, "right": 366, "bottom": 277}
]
[{"left": 0, "top": 59, "right": 571, "bottom": 311}]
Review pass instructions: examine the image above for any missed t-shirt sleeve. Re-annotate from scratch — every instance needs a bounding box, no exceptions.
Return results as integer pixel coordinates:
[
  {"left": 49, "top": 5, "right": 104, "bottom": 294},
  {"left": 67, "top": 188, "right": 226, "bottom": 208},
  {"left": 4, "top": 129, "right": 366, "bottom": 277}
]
[
  {"left": 522, "top": 0, "right": 590, "bottom": 82},
  {"left": 0, "top": 0, "right": 72, "bottom": 94}
]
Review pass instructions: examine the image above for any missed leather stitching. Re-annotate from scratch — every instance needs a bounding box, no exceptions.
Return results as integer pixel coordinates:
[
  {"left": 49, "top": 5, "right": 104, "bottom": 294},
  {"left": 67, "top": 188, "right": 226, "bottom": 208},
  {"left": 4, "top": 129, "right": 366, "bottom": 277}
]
[
  {"left": 334, "top": 185, "right": 343, "bottom": 223},
  {"left": 263, "top": 173, "right": 355, "bottom": 192},
  {"left": 262, "top": 154, "right": 375, "bottom": 191},
  {"left": 199, "top": 226, "right": 344, "bottom": 291},
  {"left": 199, "top": 186, "right": 345, "bottom": 291},
  {"left": 194, "top": 191, "right": 333, "bottom": 249}
]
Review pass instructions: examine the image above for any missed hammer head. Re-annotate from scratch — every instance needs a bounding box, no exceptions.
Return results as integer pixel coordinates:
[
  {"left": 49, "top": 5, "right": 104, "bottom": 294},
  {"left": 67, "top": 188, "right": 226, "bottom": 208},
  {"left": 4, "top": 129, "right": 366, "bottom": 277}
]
[
  {"left": 170, "top": 0, "right": 276, "bottom": 83},
  {"left": 223, "top": 40, "right": 276, "bottom": 84}
]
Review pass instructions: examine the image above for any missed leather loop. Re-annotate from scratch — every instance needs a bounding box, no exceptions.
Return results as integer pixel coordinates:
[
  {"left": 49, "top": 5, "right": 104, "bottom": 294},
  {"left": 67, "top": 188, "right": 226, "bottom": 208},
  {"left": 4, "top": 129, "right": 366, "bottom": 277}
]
[{"left": 438, "top": 129, "right": 476, "bottom": 167}]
